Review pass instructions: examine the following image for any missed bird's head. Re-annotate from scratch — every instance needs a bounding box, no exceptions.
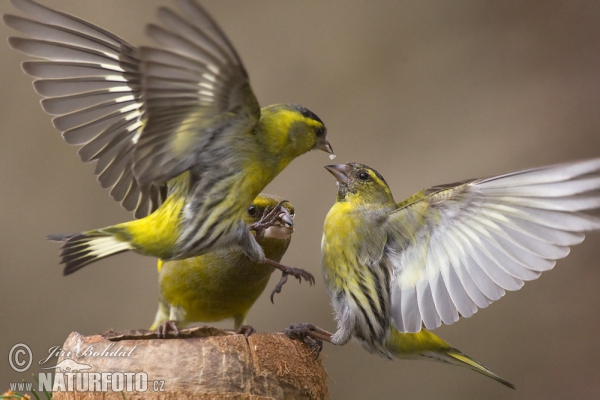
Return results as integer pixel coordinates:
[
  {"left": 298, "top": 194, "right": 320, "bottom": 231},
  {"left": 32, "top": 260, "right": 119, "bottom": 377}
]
[
  {"left": 325, "top": 163, "right": 395, "bottom": 206},
  {"left": 246, "top": 194, "right": 294, "bottom": 261},
  {"left": 260, "top": 104, "right": 333, "bottom": 162},
  {"left": 245, "top": 194, "right": 295, "bottom": 240}
]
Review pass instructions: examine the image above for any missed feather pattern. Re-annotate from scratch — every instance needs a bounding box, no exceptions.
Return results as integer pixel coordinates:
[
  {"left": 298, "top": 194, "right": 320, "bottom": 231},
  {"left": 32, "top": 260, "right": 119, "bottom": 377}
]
[
  {"left": 388, "top": 158, "right": 600, "bottom": 332},
  {"left": 7, "top": 0, "right": 331, "bottom": 268},
  {"left": 132, "top": 0, "right": 260, "bottom": 186},
  {"left": 4, "top": 0, "right": 163, "bottom": 217},
  {"left": 4, "top": 0, "right": 262, "bottom": 217}
]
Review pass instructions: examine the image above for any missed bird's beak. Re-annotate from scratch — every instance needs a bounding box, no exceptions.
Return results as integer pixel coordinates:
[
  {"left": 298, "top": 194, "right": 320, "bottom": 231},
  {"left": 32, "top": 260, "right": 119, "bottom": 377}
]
[
  {"left": 264, "top": 206, "right": 295, "bottom": 239},
  {"left": 315, "top": 139, "right": 334, "bottom": 155},
  {"left": 279, "top": 208, "right": 294, "bottom": 228},
  {"left": 325, "top": 164, "right": 351, "bottom": 184}
]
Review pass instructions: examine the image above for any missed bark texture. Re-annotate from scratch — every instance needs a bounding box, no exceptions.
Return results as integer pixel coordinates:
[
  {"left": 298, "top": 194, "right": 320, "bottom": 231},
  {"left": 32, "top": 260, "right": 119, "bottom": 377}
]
[{"left": 50, "top": 327, "right": 328, "bottom": 399}]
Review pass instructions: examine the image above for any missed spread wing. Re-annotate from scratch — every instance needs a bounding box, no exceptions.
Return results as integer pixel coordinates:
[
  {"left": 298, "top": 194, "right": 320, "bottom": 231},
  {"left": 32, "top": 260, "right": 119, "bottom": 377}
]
[
  {"left": 386, "top": 158, "right": 600, "bottom": 333},
  {"left": 4, "top": 0, "right": 164, "bottom": 217},
  {"left": 4, "top": 0, "right": 260, "bottom": 214},
  {"left": 132, "top": 0, "right": 260, "bottom": 185}
]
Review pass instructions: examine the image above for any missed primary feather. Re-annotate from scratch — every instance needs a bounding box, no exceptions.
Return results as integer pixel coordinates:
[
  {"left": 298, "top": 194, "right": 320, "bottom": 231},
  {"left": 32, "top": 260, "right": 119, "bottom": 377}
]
[
  {"left": 386, "top": 158, "right": 600, "bottom": 332},
  {"left": 4, "top": 0, "right": 333, "bottom": 268},
  {"left": 4, "top": 0, "right": 161, "bottom": 217}
]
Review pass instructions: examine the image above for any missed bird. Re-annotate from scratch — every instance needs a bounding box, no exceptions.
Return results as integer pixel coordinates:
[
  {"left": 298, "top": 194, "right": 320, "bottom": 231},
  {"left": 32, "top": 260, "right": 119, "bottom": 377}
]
[
  {"left": 286, "top": 158, "right": 600, "bottom": 387},
  {"left": 151, "top": 193, "right": 295, "bottom": 337},
  {"left": 3, "top": 0, "right": 333, "bottom": 288}
]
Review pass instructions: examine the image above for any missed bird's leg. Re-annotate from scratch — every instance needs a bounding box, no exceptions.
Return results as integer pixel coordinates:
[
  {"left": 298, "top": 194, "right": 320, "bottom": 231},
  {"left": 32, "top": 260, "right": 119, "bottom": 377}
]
[
  {"left": 249, "top": 200, "right": 288, "bottom": 238},
  {"left": 248, "top": 199, "right": 312, "bottom": 301},
  {"left": 284, "top": 323, "right": 334, "bottom": 358},
  {"left": 265, "top": 258, "right": 315, "bottom": 303},
  {"left": 156, "top": 320, "right": 180, "bottom": 338},
  {"left": 235, "top": 325, "right": 257, "bottom": 337}
]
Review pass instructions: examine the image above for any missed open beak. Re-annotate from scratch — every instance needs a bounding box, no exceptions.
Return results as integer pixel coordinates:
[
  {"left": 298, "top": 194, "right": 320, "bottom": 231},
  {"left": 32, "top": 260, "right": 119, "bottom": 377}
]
[
  {"left": 325, "top": 164, "right": 351, "bottom": 184},
  {"left": 264, "top": 207, "right": 295, "bottom": 239}
]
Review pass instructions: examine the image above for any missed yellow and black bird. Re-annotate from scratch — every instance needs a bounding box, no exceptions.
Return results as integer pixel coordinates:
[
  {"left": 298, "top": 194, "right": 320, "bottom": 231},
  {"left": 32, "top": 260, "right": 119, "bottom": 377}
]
[
  {"left": 151, "top": 194, "right": 295, "bottom": 336},
  {"left": 4, "top": 0, "right": 333, "bottom": 287},
  {"left": 288, "top": 158, "right": 600, "bottom": 388}
]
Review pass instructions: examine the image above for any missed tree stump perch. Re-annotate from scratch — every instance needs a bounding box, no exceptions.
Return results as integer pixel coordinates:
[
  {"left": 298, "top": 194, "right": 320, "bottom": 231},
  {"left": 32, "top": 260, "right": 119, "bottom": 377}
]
[{"left": 49, "top": 327, "right": 328, "bottom": 399}]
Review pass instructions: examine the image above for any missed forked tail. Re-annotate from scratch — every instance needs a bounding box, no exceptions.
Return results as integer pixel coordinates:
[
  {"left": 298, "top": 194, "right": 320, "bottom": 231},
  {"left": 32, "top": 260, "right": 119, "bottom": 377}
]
[{"left": 48, "top": 231, "right": 133, "bottom": 275}]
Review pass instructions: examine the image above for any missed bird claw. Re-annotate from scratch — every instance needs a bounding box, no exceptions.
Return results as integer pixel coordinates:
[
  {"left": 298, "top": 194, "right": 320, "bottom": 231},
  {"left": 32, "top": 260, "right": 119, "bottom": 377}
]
[
  {"left": 249, "top": 200, "right": 288, "bottom": 238},
  {"left": 270, "top": 266, "right": 315, "bottom": 303},
  {"left": 235, "top": 325, "right": 257, "bottom": 337},
  {"left": 270, "top": 273, "right": 288, "bottom": 303},
  {"left": 284, "top": 323, "right": 324, "bottom": 359},
  {"left": 157, "top": 320, "right": 180, "bottom": 338}
]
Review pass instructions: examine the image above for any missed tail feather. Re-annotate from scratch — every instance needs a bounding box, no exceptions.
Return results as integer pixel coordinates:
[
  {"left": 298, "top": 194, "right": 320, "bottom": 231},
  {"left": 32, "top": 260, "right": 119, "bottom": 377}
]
[
  {"left": 431, "top": 348, "right": 515, "bottom": 389},
  {"left": 48, "top": 232, "right": 133, "bottom": 275},
  {"left": 387, "top": 328, "right": 514, "bottom": 389},
  {"left": 47, "top": 233, "right": 77, "bottom": 242}
]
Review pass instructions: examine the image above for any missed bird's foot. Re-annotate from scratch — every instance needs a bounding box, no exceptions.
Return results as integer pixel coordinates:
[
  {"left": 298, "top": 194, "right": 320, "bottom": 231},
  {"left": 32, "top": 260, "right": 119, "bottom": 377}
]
[
  {"left": 284, "top": 323, "right": 333, "bottom": 359},
  {"left": 235, "top": 325, "right": 257, "bottom": 337},
  {"left": 156, "top": 320, "right": 180, "bottom": 338},
  {"left": 264, "top": 259, "right": 315, "bottom": 302},
  {"left": 249, "top": 200, "right": 288, "bottom": 238}
]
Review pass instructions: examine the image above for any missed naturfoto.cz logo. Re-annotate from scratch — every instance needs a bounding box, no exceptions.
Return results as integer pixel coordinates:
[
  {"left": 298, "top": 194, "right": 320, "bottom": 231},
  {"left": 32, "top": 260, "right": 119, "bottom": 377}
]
[{"left": 7, "top": 342, "right": 165, "bottom": 394}]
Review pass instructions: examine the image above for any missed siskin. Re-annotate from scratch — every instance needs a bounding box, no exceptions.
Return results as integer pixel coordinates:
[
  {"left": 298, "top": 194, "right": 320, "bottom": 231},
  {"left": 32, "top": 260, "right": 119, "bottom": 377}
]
[
  {"left": 288, "top": 158, "right": 600, "bottom": 388},
  {"left": 4, "top": 0, "right": 332, "bottom": 286},
  {"left": 151, "top": 193, "right": 295, "bottom": 336}
]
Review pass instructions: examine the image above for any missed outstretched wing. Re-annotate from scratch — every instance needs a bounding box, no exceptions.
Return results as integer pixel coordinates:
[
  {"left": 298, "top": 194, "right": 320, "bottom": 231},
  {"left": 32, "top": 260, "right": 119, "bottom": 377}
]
[
  {"left": 4, "top": 0, "right": 165, "bottom": 218},
  {"left": 132, "top": 0, "right": 261, "bottom": 185},
  {"left": 386, "top": 158, "right": 600, "bottom": 333},
  {"left": 4, "top": 0, "right": 261, "bottom": 214}
]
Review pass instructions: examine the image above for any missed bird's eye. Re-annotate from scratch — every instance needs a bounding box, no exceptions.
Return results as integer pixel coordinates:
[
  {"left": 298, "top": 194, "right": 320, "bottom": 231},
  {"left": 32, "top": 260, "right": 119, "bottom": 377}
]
[
  {"left": 315, "top": 126, "right": 325, "bottom": 138},
  {"left": 247, "top": 205, "right": 258, "bottom": 216},
  {"left": 358, "top": 171, "right": 370, "bottom": 181}
]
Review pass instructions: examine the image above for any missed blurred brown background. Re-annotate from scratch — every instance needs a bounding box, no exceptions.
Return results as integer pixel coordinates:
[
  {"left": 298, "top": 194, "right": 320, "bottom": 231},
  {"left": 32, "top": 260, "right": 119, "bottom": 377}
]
[{"left": 1, "top": 1, "right": 600, "bottom": 398}]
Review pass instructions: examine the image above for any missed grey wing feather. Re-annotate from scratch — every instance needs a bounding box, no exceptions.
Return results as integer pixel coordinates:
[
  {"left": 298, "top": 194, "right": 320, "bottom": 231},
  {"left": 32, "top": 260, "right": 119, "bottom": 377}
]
[
  {"left": 132, "top": 0, "right": 260, "bottom": 186},
  {"left": 386, "top": 158, "right": 600, "bottom": 333},
  {"left": 4, "top": 0, "right": 165, "bottom": 217}
]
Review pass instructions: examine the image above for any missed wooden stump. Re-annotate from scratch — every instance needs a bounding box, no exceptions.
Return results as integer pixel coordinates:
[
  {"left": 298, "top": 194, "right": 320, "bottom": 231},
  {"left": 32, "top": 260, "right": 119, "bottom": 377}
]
[{"left": 49, "top": 327, "right": 328, "bottom": 399}]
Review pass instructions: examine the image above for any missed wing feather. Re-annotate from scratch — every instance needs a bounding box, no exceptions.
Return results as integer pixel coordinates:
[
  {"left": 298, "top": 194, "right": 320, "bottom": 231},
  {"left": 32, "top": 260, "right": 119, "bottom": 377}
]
[
  {"left": 388, "top": 158, "right": 600, "bottom": 332},
  {"left": 428, "top": 244, "right": 460, "bottom": 325},
  {"left": 444, "top": 230, "right": 499, "bottom": 306},
  {"left": 469, "top": 214, "right": 570, "bottom": 260},
  {"left": 4, "top": 0, "right": 163, "bottom": 217},
  {"left": 416, "top": 280, "right": 437, "bottom": 331},
  {"left": 438, "top": 234, "right": 483, "bottom": 314},
  {"left": 443, "top": 254, "right": 478, "bottom": 318},
  {"left": 5, "top": 0, "right": 259, "bottom": 215},
  {"left": 132, "top": 0, "right": 260, "bottom": 185}
]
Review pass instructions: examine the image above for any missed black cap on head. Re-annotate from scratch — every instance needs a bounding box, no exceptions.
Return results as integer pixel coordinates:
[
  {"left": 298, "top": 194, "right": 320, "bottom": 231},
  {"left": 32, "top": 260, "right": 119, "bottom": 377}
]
[{"left": 290, "top": 104, "right": 324, "bottom": 125}]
